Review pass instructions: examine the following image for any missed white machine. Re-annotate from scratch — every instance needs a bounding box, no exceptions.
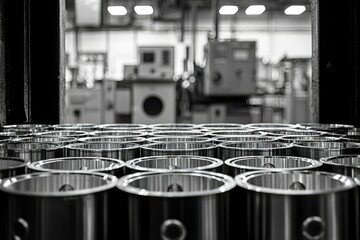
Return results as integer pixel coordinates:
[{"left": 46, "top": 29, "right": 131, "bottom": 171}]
[
  {"left": 132, "top": 80, "right": 176, "bottom": 124},
  {"left": 138, "top": 46, "right": 174, "bottom": 79},
  {"left": 204, "top": 40, "right": 257, "bottom": 96}
]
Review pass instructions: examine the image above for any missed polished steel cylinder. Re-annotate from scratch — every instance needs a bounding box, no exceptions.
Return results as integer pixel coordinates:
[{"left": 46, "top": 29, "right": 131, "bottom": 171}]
[
  {"left": 5, "top": 142, "right": 64, "bottom": 162},
  {"left": 297, "top": 123, "right": 354, "bottom": 135},
  {"left": 225, "top": 156, "right": 322, "bottom": 177},
  {"left": 98, "top": 123, "right": 148, "bottom": 131},
  {"left": 66, "top": 142, "right": 140, "bottom": 161},
  {"left": 52, "top": 123, "right": 98, "bottom": 132},
  {"left": 320, "top": 155, "right": 360, "bottom": 178},
  {"left": 117, "top": 171, "right": 236, "bottom": 240},
  {"left": 11, "top": 136, "right": 78, "bottom": 146},
  {"left": 246, "top": 123, "right": 298, "bottom": 129},
  {"left": 258, "top": 128, "right": 325, "bottom": 137},
  {"left": 2, "top": 124, "right": 51, "bottom": 135},
  {"left": 0, "top": 157, "right": 29, "bottom": 181},
  {"left": 28, "top": 157, "right": 125, "bottom": 177},
  {"left": 212, "top": 135, "right": 275, "bottom": 144},
  {"left": 234, "top": 171, "right": 358, "bottom": 240},
  {"left": 149, "top": 130, "right": 207, "bottom": 137},
  {"left": 126, "top": 155, "right": 223, "bottom": 173},
  {"left": 35, "top": 130, "right": 91, "bottom": 138},
  {"left": 198, "top": 123, "right": 244, "bottom": 132},
  {"left": 278, "top": 135, "right": 340, "bottom": 144},
  {"left": 146, "top": 136, "right": 212, "bottom": 144},
  {"left": 219, "top": 142, "right": 293, "bottom": 160},
  {"left": 0, "top": 172, "right": 118, "bottom": 240},
  {"left": 140, "top": 142, "right": 218, "bottom": 157},
  {"left": 294, "top": 141, "right": 360, "bottom": 160},
  {"left": 150, "top": 123, "right": 199, "bottom": 131},
  {"left": 78, "top": 136, "right": 147, "bottom": 145},
  {"left": 207, "top": 129, "right": 260, "bottom": 137},
  {"left": 91, "top": 130, "right": 148, "bottom": 138}
]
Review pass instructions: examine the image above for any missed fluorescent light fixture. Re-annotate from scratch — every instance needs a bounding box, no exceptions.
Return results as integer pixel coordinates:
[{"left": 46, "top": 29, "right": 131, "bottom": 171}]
[
  {"left": 134, "top": 5, "right": 154, "bottom": 15},
  {"left": 245, "top": 5, "right": 266, "bottom": 15},
  {"left": 219, "top": 5, "right": 239, "bottom": 15},
  {"left": 284, "top": 5, "right": 306, "bottom": 15},
  {"left": 107, "top": 6, "right": 127, "bottom": 16}
]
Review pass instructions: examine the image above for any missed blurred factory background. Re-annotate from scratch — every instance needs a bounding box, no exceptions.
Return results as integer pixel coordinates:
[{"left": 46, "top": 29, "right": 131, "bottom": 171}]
[{"left": 64, "top": 0, "right": 312, "bottom": 125}]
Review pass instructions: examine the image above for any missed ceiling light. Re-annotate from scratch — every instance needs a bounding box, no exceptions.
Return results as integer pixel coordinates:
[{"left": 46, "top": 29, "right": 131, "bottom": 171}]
[
  {"left": 245, "top": 5, "right": 266, "bottom": 15},
  {"left": 284, "top": 5, "right": 306, "bottom": 15},
  {"left": 219, "top": 5, "right": 239, "bottom": 15},
  {"left": 107, "top": 6, "right": 127, "bottom": 16},
  {"left": 134, "top": 5, "right": 154, "bottom": 15}
]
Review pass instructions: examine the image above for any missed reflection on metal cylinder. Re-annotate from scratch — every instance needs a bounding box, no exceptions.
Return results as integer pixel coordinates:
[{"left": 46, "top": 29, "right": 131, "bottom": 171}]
[
  {"left": 117, "top": 171, "right": 236, "bottom": 240},
  {"left": 5, "top": 142, "right": 64, "bottom": 162},
  {"left": 234, "top": 171, "right": 358, "bottom": 240},
  {"left": 0, "top": 157, "right": 29, "bottom": 181},
  {"left": 320, "top": 155, "right": 360, "bottom": 178},
  {"left": 0, "top": 172, "right": 118, "bottom": 240}
]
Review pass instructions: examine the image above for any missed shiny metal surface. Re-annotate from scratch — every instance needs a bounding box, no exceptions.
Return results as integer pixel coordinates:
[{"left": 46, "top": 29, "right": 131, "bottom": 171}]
[
  {"left": 11, "top": 136, "right": 78, "bottom": 146},
  {"left": 0, "top": 157, "right": 29, "bottom": 180},
  {"left": 2, "top": 124, "right": 51, "bottom": 135},
  {"left": 0, "top": 131, "right": 17, "bottom": 140},
  {"left": 91, "top": 130, "right": 148, "bottom": 138},
  {"left": 234, "top": 171, "right": 358, "bottom": 240},
  {"left": 140, "top": 142, "right": 218, "bottom": 157},
  {"left": 219, "top": 142, "right": 293, "bottom": 160},
  {"left": 126, "top": 155, "right": 223, "bottom": 173},
  {"left": 35, "top": 130, "right": 91, "bottom": 138},
  {"left": 246, "top": 123, "right": 298, "bottom": 129},
  {"left": 146, "top": 136, "right": 212, "bottom": 143},
  {"left": 28, "top": 157, "right": 125, "bottom": 177},
  {"left": 198, "top": 123, "right": 244, "bottom": 131},
  {"left": 78, "top": 136, "right": 147, "bottom": 145},
  {"left": 98, "top": 123, "right": 148, "bottom": 131},
  {"left": 52, "top": 123, "right": 98, "bottom": 131},
  {"left": 207, "top": 129, "right": 260, "bottom": 137},
  {"left": 258, "top": 128, "right": 325, "bottom": 137},
  {"left": 297, "top": 123, "right": 354, "bottom": 135},
  {"left": 320, "top": 155, "right": 360, "bottom": 178},
  {"left": 212, "top": 135, "right": 275, "bottom": 144},
  {"left": 150, "top": 123, "right": 199, "bottom": 131},
  {"left": 279, "top": 135, "right": 340, "bottom": 144},
  {"left": 225, "top": 156, "right": 322, "bottom": 176},
  {"left": 5, "top": 142, "right": 64, "bottom": 162},
  {"left": 66, "top": 142, "right": 140, "bottom": 161},
  {"left": 149, "top": 130, "right": 207, "bottom": 137},
  {"left": 0, "top": 172, "right": 118, "bottom": 240},
  {"left": 117, "top": 171, "right": 235, "bottom": 240},
  {"left": 294, "top": 141, "right": 360, "bottom": 160}
]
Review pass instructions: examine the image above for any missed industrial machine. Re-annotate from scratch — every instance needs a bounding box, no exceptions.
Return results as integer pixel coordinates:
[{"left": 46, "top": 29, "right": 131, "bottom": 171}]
[
  {"left": 138, "top": 46, "right": 175, "bottom": 79},
  {"left": 203, "top": 40, "right": 257, "bottom": 96},
  {"left": 132, "top": 80, "right": 176, "bottom": 124}
]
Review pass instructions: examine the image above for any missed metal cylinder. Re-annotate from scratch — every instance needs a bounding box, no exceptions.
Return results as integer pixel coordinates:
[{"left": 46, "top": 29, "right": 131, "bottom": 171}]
[
  {"left": 5, "top": 142, "right": 64, "bottom": 162},
  {"left": 0, "top": 157, "right": 29, "bottom": 181},
  {"left": 117, "top": 171, "right": 236, "bottom": 240},
  {"left": 212, "top": 135, "right": 275, "bottom": 144},
  {"left": 126, "top": 155, "right": 223, "bottom": 173},
  {"left": 2, "top": 124, "right": 51, "bottom": 135},
  {"left": 149, "top": 130, "right": 207, "bottom": 137},
  {"left": 294, "top": 141, "right": 360, "bottom": 160},
  {"left": 35, "top": 130, "right": 92, "bottom": 138},
  {"left": 0, "top": 172, "right": 118, "bottom": 240},
  {"left": 225, "top": 156, "right": 322, "bottom": 177},
  {"left": 278, "top": 135, "right": 340, "bottom": 144},
  {"left": 28, "top": 157, "right": 125, "bottom": 177},
  {"left": 140, "top": 142, "right": 218, "bottom": 157},
  {"left": 52, "top": 123, "right": 98, "bottom": 132},
  {"left": 297, "top": 123, "right": 354, "bottom": 135},
  {"left": 150, "top": 123, "right": 199, "bottom": 131},
  {"left": 66, "top": 142, "right": 140, "bottom": 161},
  {"left": 219, "top": 142, "right": 293, "bottom": 160},
  {"left": 98, "top": 123, "right": 148, "bottom": 131},
  {"left": 146, "top": 136, "right": 212, "bottom": 144},
  {"left": 258, "top": 128, "right": 325, "bottom": 137},
  {"left": 246, "top": 123, "right": 298, "bottom": 129},
  {"left": 78, "top": 136, "right": 147, "bottom": 145},
  {"left": 198, "top": 123, "right": 244, "bottom": 132},
  {"left": 234, "top": 171, "right": 358, "bottom": 240},
  {"left": 207, "top": 129, "right": 260, "bottom": 137},
  {"left": 91, "top": 130, "right": 148, "bottom": 138},
  {"left": 320, "top": 155, "right": 360, "bottom": 178},
  {"left": 11, "top": 136, "right": 78, "bottom": 146}
]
